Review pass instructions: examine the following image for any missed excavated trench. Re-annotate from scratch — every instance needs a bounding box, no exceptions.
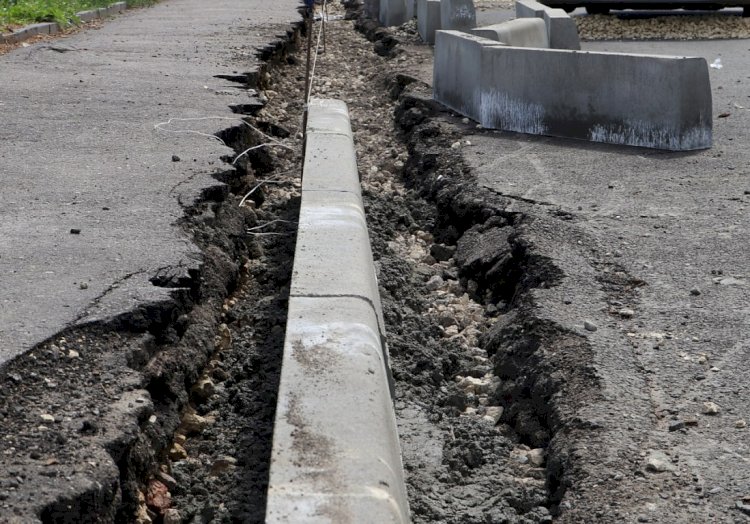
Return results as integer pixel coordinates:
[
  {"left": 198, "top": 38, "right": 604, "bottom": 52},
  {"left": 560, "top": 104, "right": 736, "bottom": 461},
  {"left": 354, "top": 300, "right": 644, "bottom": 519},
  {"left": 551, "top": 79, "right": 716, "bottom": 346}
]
[{"left": 0, "top": 5, "right": 600, "bottom": 523}]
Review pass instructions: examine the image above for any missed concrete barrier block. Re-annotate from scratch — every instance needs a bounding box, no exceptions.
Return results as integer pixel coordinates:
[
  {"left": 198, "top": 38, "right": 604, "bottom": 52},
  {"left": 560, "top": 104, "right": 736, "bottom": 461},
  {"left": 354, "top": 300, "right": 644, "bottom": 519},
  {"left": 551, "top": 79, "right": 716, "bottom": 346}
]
[
  {"left": 266, "top": 296, "right": 409, "bottom": 524},
  {"left": 433, "top": 30, "right": 504, "bottom": 122},
  {"left": 471, "top": 18, "right": 549, "bottom": 48},
  {"left": 440, "top": 0, "right": 477, "bottom": 32},
  {"left": 364, "top": 0, "right": 381, "bottom": 19},
  {"left": 515, "top": 0, "right": 546, "bottom": 18},
  {"left": 543, "top": 8, "right": 580, "bottom": 50},
  {"left": 417, "top": 0, "right": 442, "bottom": 44},
  {"left": 380, "top": 0, "right": 408, "bottom": 26},
  {"left": 112, "top": 2, "right": 127, "bottom": 12},
  {"left": 406, "top": 0, "right": 416, "bottom": 20},
  {"left": 479, "top": 46, "right": 712, "bottom": 150}
]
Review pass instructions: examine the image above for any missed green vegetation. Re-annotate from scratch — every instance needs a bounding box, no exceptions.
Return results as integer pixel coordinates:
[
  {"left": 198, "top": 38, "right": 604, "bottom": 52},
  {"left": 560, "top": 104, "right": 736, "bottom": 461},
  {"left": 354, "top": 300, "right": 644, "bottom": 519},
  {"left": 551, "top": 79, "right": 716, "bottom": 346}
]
[{"left": 0, "top": 0, "right": 155, "bottom": 28}]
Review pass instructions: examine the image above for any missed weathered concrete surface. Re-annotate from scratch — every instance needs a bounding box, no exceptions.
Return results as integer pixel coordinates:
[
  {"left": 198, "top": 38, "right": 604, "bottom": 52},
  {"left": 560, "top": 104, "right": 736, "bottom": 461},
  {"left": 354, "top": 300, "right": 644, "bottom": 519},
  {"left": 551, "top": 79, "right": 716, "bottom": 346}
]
[
  {"left": 542, "top": 7, "right": 580, "bottom": 50},
  {"left": 480, "top": 46, "right": 712, "bottom": 150},
  {"left": 440, "top": 0, "right": 477, "bottom": 31},
  {"left": 380, "top": 0, "right": 409, "bottom": 26},
  {"left": 266, "top": 99, "right": 409, "bottom": 523},
  {"left": 433, "top": 30, "right": 503, "bottom": 122},
  {"left": 514, "top": 0, "right": 580, "bottom": 49},
  {"left": 515, "top": 0, "right": 546, "bottom": 18},
  {"left": 471, "top": 18, "right": 549, "bottom": 47},
  {"left": 417, "top": 0, "right": 442, "bottom": 44},
  {"left": 0, "top": 0, "right": 301, "bottom": 365}
]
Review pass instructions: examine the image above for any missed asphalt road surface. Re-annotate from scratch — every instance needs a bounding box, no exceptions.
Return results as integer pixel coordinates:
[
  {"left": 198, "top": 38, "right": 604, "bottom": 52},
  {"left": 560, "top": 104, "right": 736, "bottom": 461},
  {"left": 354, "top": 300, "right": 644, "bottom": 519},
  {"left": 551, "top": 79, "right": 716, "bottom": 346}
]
[{"left": 0, "top": 0, "right": 301, "bottom": 365}]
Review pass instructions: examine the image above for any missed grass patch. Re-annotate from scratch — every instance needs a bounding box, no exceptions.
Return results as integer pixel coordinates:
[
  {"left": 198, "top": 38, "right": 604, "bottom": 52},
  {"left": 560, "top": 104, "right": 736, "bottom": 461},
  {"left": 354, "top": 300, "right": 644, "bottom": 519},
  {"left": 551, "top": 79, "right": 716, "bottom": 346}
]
[{"left": 1, "top": 0, "right": 156, "bottom": 28}]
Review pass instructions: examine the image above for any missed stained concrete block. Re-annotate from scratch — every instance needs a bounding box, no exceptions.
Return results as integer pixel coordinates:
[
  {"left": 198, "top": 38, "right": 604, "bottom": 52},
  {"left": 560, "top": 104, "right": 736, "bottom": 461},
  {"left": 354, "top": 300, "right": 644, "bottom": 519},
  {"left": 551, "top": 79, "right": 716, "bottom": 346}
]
[
  {"left": 514, "top": 0, "right": 580, "bottom": 50},
  {"left": 406, "top": 0, "right": 416, "bottom": 19},
  {"left": 364, "top": 0, "right": 381, "bottom": 19},
  {"left": 380, "top": 0, "right": 409, "bottom": 26},
  {"left": 440, "top": 0, "right": 477, "bottom": 32},
  {"left": 471, "top": 18, "right": 549, "bottom": 48},
  {"left": 515, "top": 0, "right": 546, "bottom": 18},
  {"left": 417, "top": 0, "right": 442, "bottom": 44},
  {"left": 433, "top": 30, "right": 504, "bottom": 122},
  {"left": 479, "top": 46, "right": 712, "bottom": 150},
  {"left": 543, "top": 8, "right": 580, "bottom": 50}
]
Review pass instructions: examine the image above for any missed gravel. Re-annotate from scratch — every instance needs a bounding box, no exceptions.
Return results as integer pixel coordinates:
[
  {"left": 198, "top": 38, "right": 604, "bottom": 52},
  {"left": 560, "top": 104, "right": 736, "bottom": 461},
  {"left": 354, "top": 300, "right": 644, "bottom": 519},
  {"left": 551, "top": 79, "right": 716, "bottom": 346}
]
[{"left": 576, "top": 12, "right": 750, "bottom": 40}]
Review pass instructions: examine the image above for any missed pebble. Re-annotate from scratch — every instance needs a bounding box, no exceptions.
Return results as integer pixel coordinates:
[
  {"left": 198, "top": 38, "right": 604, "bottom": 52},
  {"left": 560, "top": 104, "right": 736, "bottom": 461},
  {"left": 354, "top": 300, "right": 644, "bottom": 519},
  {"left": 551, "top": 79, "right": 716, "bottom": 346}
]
[
  {"left": 735, "top": 419, "right": 747, "bottom": 429},
  {"left": 618, "top": 308, "right": 634, "bottom": 319},
  {"left": 40, "top": 414, "right": 55, "bottom": 423},
  {"left": 79, "top": 282, "right": 88, "bottom": 290},
  {"left": 645, "top": 450, "right": 675, "bottom": 473},
  {"left": 425, "top": 275, "right": 445, "bottom": 291},
  {"left": 67, "top": 350, "right": 79, "bottom": 359},
  {"left": 169, "top": 443, "right": 187, "bottom": 461},
  {"left": 484, "top": 406, "right": 503, "bottom": 424},
  {"left": 702, "top": 401, "right": 721, "bottom": 415},
  {"left": 163, "top": 509, "right": 182, "bottom": 524},
  {"left": 690, "top": 288, "right": 701, "bottom": 296},
  {"left": 668, "top": 420, "right": 685, "bottom": 432},
  {"left": 583, "top": 320, "right": 598, "bottom": 332}
]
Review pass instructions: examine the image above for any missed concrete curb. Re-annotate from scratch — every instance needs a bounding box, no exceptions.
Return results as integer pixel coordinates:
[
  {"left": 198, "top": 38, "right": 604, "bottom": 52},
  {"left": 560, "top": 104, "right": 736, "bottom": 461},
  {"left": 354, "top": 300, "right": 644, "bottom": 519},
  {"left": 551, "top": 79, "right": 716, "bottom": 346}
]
[
  {"left": 265, "top": 99, "right": 410, "bottom": 523},
  {"left": 0, "top": 1, "right": 127, "bottom": 45}
]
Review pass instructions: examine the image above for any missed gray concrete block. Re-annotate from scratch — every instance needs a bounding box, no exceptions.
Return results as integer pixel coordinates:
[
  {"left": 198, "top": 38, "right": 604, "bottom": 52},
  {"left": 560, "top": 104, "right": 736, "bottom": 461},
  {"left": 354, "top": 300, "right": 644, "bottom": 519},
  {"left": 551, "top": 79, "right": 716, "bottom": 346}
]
[
  {"left": 515, "top": 0, "right": 546, "bottom": 18},
  {"left": 364, "top": 0, "right": 381, "bottom": 19},
  {"left": 266, "top": 296, "right": 409, "bottom": 524},
  {"left": 433, "top": 30, "right": 503, "bottom": 122},
  {"left": 543, "top": 8, "right": 580, "bottom": 50},
  {"left": 479, "top": 46, "right": 712, "bottom": 150},
  {"left": 112, "top": 2, "right": 127, "bottom": 12},
  {"left": 380, "top": 0, "right": 408, "bottom": 26},
  {"left": 471, "top": 18, "right": 549, "bottom": 48},
  {"left": 417, "top": 0, "right": 441, "bottom": 44},
  {"left": 406, "top": 0, "right": 416, "bottom": 20},
  {"left": 440, "top": 0, "right": 477, "bottom": 32}
]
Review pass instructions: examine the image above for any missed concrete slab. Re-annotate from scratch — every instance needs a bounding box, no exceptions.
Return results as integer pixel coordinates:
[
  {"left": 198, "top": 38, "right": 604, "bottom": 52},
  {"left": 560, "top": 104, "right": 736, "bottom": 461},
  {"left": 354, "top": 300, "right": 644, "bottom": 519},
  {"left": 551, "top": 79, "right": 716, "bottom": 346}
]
[
  {"left": 471, "top": 18, "right": 549, "bottom": 48},
  {"left": 380, "top": 0, "right": 409, "bottom": 26},
  {"left": 417, "top": 0, "right": 442, "bottom": 44},
  {"left": 440, "top": 0, "right": 477, "bottom": 32},
  {"left": 433, "top": 30, "right": 503, "bottom": 122},
  {"left": 266, "top": 297, "right": 409, "bottom": 524},
  {"left": 479, "top": 46, "right": 712, "bottom": 150},
  {"left": 542, "top": 8, "right": 580, "bottom": 50}
]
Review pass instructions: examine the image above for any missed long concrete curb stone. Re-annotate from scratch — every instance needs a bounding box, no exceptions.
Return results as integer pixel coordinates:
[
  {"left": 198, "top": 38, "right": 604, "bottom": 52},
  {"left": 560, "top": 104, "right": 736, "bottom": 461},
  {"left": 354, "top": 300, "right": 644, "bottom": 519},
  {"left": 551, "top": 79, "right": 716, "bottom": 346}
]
[
  {"left": 470, "top": 18, "right": 549, "bottom": 48},
  {"left": 0, "top": 1, "right": 126, "bottom": 45},
  {"left": 265, "top": 99, "right": 410, "bottom": 523},
  {"left": 434, "top": 30, "right": 713, "bottom": 150},
  {"left": 515, "top": 0, "right": 580, "bottom": 50}
]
